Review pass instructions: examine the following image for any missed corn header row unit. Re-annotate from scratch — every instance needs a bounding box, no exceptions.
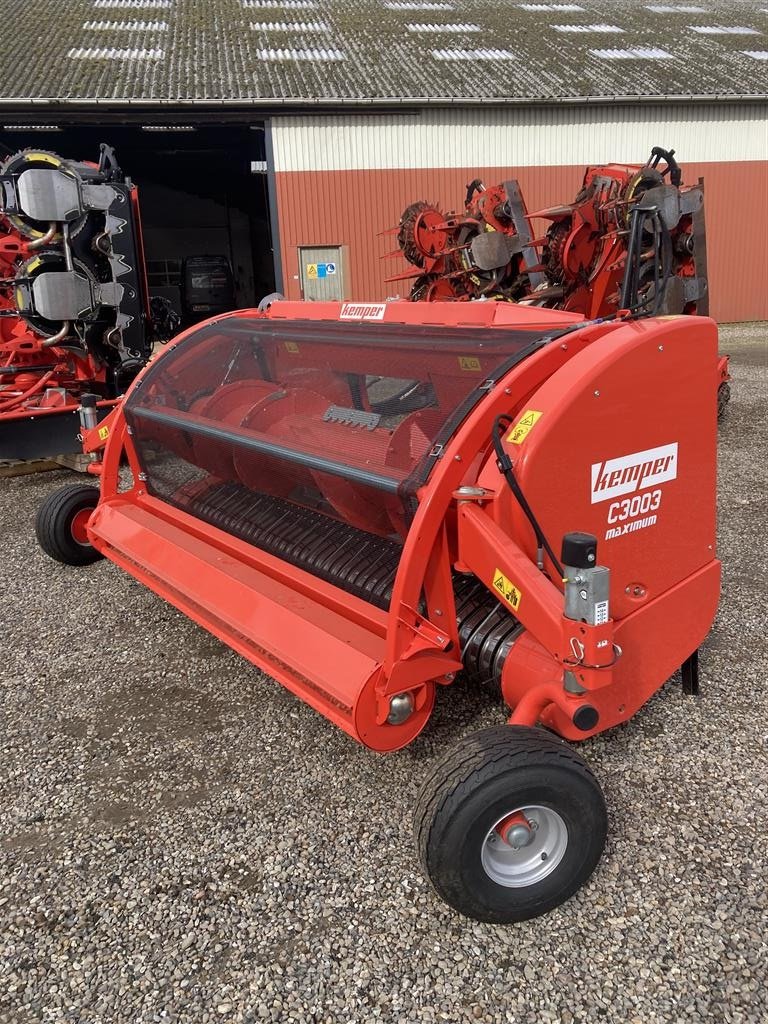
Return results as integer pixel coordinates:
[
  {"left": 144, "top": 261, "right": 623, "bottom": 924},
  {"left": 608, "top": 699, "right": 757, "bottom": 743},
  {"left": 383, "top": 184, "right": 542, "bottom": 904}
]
[
  {"left": 388, "top": 147, "right": 730, "bottom": 415},
  {"left": 0, "top": 145, "right": 177, "bottom": 460}
]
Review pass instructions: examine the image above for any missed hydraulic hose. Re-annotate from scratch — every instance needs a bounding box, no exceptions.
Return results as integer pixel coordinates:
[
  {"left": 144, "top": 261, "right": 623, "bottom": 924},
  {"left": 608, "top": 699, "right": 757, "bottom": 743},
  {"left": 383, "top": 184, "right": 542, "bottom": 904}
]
[
  {"left": 492, "top": 414, "right": 565, "bottom": 580},
  {"left": 0, "top": 369, "right": 55, "bottom": 412}
]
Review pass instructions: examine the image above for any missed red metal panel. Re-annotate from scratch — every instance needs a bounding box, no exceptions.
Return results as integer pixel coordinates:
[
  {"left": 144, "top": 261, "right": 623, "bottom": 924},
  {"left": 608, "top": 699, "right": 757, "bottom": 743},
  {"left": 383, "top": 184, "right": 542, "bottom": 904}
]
[{"left": 274, "top": 161, "right": 768, "bottom": 322}]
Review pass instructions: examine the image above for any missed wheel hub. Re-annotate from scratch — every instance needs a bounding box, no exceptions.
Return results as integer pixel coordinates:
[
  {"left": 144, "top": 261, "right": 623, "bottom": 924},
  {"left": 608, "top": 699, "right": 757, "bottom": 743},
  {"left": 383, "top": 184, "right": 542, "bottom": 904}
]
[
  {"left": 498, "top": 812, "right": 535, "bottom": 850},
  {"left": 481, "top": 805, "right": 568, "bottom": 888},
  {"left": 70, "top": 507, "right": 93, "bottom": 545}
]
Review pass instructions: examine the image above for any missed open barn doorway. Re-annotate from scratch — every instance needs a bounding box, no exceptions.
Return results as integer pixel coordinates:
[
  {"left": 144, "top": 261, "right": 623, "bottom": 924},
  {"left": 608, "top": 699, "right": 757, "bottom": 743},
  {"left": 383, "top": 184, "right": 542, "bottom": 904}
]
[{"left": 0, "top": 121, "right": 276, "bottom": 325}]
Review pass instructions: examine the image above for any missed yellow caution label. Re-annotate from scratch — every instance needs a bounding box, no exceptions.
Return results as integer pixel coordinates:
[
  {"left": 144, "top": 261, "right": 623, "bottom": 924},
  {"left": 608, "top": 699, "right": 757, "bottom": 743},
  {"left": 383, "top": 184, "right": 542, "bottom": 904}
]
[
  {"left": 493, "top": 569, "right": 522, "bottom": 611},
  {"left": 508, "top": 409, "right": 542, "bottom": 445},
  {"left": 26, "top": 257, "right": 42, "bottom": 274},
  {"left": 284, "top": 341, "right": 300, "bottom": 354},
  {"left": 98, "top": 425, "right": 110, "bottom": 441},
  {"left": 458, "top": 356, "right": 481, "bottom": 372},
  {"left": 306, "top": 263, "right": 318, "bottom": 279}
]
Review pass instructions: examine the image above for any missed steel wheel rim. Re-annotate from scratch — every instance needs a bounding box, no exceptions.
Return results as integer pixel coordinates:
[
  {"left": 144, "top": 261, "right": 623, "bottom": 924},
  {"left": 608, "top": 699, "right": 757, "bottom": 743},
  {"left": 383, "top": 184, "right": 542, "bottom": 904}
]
[{"left": 481, "top": 805, "right": 568, "bottom": 888}]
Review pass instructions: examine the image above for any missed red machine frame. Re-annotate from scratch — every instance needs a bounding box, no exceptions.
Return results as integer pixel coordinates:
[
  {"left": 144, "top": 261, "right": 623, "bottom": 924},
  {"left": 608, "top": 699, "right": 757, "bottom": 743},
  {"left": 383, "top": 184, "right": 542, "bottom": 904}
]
[{"left": 77, "top": 300, "right": 720, "bottom": 754}]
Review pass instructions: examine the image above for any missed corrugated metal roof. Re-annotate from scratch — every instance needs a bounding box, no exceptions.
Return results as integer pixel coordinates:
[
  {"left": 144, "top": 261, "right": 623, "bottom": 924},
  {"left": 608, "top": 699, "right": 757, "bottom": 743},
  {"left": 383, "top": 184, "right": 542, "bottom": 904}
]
[{"left": 0, "top": 0, "right": 766, "bottom": 104}]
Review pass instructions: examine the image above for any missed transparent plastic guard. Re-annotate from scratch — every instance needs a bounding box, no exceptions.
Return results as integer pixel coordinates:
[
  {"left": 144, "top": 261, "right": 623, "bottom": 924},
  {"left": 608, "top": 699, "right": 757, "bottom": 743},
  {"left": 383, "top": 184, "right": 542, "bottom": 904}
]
[{"left": 125, "top": 316, "right": 543, "bottom": 540}]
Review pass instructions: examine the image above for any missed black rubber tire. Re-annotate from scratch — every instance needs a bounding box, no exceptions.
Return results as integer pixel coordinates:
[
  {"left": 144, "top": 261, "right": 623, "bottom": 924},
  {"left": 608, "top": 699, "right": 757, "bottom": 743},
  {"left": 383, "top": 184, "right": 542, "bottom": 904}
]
[
  {"left": 414, "top": 725, "right": 607, "bottom": 923},
  {"left": 717, "top": 382, "right": 731, "bottom": 421},
  {"left": 35, "top": 484, "right": 103, "bottom": 566}
]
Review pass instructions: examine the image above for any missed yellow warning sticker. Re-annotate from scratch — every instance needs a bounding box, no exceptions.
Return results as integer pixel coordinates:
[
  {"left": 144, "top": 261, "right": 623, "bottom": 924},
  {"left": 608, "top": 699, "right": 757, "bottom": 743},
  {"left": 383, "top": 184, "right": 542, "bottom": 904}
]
[
  {"left": 493, "top": 569, "right": 522, "bottom": 611},
  {"left": 284, "top": 341, "right": 300, "bottom": 354},
  {"left": 508, "top": 409, "right": 542, "bottom": 445},
  {"left": 458, "top": 356, "right": 481, "bottom": 372},
  {"left": 98, "top": 425, "right": 110, "bottom": 441},
  {"left": 306, "top": 263, "right": 318, "bottom": 279},
  {"left": 26, "top": 257, "right": 41, "bottom": 274}
]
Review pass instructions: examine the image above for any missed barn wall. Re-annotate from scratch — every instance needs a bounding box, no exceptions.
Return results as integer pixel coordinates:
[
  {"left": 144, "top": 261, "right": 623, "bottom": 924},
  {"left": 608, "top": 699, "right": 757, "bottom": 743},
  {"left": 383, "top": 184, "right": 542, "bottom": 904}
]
[{"left": 271, "top": 105, "right": 768, "bottom": 323}]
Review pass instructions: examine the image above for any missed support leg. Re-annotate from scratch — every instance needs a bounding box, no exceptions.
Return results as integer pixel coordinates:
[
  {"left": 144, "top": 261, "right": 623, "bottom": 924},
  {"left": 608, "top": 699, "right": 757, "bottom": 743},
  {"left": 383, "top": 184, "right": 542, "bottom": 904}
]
[{"left": 681, "top": 649, "right": 699, "bottom": 696}]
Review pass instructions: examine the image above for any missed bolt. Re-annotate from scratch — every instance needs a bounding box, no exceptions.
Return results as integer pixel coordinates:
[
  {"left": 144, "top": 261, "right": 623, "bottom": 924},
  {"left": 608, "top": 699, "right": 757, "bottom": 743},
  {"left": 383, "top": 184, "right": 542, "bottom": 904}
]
[
  {"left": 579, "top": 589, "right": 588, "bottom": 600},
  {"left": 434, "top": 609, "right": 443, "bottom": 616},
  {"left": 561, "top": 343, "right": 568, "bottom": 350},
  {"left": 658, "top": 344, "right": 664, "bottom": 351},
  {"left": 625, "top": 586, "right": 631, "bottom": 594},
  {"left": 444, "top": 672, "right": 455, "bottom": 682},
  {"left": 594, "top": 390, "right": 600, "bottom": 397},
  {"left": 529, "top": 819, "right": 539, "bottom": 831},
  {"left": 454, "top": 455, "right": 462, "bottom": 462},
  {"left": 541, "top": 852, "right": 548, "bottom": 861},
  {"left": 504, "top": 387, "right": 512, "bottom": 395}
]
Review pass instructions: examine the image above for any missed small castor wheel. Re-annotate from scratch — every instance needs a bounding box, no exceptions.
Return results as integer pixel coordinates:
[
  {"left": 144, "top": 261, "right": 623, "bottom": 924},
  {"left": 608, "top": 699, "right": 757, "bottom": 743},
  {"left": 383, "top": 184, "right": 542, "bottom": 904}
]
[
  {"left": 35, "top": 484, "right": 104, "bottom": 566},
  {"left": 414, "top": 726, "right": 607, "bottom": 923}
]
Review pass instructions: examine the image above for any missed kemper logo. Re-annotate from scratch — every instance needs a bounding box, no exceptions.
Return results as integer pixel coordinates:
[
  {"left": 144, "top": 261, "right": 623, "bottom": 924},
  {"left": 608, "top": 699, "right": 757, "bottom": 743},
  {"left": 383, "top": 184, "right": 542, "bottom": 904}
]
[
  {"left": 339, "top": 302, "right": 386, "bottom": 321},
  {"left": 591, "top": 442, "right": 678, "bottom": 504}
]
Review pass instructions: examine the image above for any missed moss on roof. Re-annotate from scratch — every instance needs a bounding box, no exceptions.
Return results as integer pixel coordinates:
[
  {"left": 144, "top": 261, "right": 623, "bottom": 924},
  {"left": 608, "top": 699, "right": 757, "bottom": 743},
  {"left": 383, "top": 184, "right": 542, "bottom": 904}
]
[{"left": 1, "top": 0, "right": 766, "bottom": 104}]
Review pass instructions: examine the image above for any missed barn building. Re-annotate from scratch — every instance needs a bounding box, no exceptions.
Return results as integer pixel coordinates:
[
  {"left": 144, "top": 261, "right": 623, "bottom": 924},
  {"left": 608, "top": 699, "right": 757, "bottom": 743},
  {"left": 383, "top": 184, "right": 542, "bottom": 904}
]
[{"left": 1, "top": 0, "right": 766, "bottom": 322}]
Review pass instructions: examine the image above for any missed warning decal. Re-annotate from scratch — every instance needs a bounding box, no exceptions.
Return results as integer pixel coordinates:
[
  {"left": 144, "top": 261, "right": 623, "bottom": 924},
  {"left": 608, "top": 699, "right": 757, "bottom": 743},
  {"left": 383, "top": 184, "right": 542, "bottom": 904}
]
[
  {"left": 98, "top": 425, "right": 110, "bottom": 441},
  {"left": 284, "top": 341, "right": 300, "bottom": 354},
  {"left": 458, "top": 356, "right": 481, "bottom": 372},
  {"left": 492, "top": 569, "right": 522, "bottom": 611},
  {"left": 508, "top": 409, "right": 542, "bottom": 445},
  {"left": 306, "top": 262, "right": 337, "bottom": 280}
]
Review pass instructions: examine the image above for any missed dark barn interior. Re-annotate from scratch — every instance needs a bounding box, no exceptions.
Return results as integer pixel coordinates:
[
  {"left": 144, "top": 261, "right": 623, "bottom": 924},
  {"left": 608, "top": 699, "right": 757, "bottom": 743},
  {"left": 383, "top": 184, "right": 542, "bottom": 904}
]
[{"left": 0, "top": 121, "right": 276, "bottom": 317}]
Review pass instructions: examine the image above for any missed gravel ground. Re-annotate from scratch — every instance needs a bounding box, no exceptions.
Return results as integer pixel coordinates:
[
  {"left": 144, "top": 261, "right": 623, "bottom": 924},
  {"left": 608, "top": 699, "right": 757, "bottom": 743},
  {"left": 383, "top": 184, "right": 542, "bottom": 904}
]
[{"left": 1, "top": 324, "right": 766, "bottom": 1024}]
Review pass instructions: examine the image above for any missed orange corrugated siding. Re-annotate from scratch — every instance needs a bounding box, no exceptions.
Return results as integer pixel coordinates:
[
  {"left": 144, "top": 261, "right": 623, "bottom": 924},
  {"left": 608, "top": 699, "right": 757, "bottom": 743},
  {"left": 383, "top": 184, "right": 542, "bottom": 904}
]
[{"left": 275, "top": 161, "right": 768, "bottom": 322}]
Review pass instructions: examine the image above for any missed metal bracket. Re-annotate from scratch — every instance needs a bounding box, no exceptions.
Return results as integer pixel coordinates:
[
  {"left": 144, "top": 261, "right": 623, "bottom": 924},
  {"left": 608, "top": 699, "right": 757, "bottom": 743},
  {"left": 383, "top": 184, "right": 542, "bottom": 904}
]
[
  {"left": 400, "top": 606, "right": 451, "bottom": 650},
  {"left": 323, "top": 404, "right": 381, "bottom": 430}
]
